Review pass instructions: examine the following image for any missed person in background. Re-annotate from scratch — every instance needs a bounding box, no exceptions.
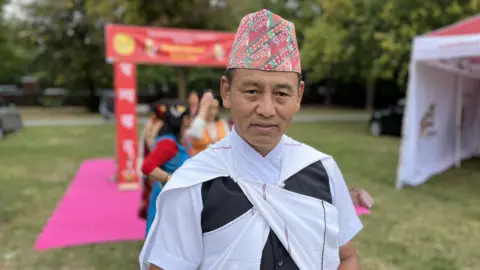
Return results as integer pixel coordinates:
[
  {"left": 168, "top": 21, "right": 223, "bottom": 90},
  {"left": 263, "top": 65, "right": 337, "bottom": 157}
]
[
  {"left": 187, "top": 90, "right": 199, "bottom": 117},
  {"left": 137, "top": 100, "right": 167, "bottom": 220},
  {"left": 140, "top": 99, "right": 192, "bottom": 234},
  {"left": 183, "top": 91, "right": 200, "bottom": 153},
  {"left": 185, "top": 91, "right": 230, "bottom": 156}
]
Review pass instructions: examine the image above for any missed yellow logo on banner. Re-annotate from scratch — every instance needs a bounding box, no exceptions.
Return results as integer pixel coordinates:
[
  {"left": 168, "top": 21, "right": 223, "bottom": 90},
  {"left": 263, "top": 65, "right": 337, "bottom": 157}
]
[
  {"left": 113, "top": 33, "right": 135, "bottom": 56},
  {"left": 213, "top": 43, "right": 225, "bottom": 60}
]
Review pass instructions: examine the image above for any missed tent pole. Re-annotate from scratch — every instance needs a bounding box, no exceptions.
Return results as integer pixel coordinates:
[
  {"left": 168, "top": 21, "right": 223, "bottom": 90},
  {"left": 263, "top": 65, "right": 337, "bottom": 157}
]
[
  {"left": 475, "top": 89, "right": 480, "bottom": 155},
  {"left": 455, "top": 74, "right": 463, "bottom": 168}
]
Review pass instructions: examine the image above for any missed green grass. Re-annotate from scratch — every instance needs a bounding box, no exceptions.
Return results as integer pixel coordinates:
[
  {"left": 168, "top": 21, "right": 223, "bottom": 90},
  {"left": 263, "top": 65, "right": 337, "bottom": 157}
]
[
  {"left": 0, "top": 122, "right": 479, "bottom": 270},
  {"left": 19, "top": 105, "right": 367, "bottom": 121}
]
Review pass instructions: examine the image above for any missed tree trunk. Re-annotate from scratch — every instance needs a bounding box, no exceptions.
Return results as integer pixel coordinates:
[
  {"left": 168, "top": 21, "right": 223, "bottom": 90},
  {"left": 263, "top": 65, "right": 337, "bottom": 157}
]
[
  {"left": 86, "top": 75, "right": 98, "bottom": 112},
  {"left": 324, "top": 78, "right": 335, "bottom": 107},
  {"left": 365, "top": 75, "right": 376, "bottom": 110},
  {"left": 177, "top": 67, "right": 188, "bottom": 100},
  {"left": 85, "top": 57, "right": 98, "bottom": 112}
]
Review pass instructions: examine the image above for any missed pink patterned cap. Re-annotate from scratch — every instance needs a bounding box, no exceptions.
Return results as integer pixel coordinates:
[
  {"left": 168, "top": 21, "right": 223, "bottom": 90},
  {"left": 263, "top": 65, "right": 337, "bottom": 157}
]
[{"left": 227, "top": 9, "right": 301, "bottom": 73}]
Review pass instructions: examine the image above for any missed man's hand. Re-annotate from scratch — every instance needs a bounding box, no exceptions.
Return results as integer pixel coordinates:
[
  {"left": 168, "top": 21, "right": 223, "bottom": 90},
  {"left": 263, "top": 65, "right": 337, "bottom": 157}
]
[
  {"left": 349, "top": 188, "right": 374, "bottom": 208},
  {"left": 150, "top": 264, "right": 163, "bottom": 270},
  {"left": 339, "top": 241, "right": 360, "bottom": 270}
]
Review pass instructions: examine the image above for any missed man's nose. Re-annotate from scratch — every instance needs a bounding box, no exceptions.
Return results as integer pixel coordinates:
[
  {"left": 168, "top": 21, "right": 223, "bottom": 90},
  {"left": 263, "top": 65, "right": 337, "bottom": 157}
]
[{"left": 255, "top": 96, "right": 275, "bottom": 118}]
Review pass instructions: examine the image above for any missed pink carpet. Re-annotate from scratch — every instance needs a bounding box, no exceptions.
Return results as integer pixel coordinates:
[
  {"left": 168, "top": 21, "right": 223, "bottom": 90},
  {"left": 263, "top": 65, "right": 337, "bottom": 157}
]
[{"left": 34, "top": 158, "right": 146, "bottom": 251}]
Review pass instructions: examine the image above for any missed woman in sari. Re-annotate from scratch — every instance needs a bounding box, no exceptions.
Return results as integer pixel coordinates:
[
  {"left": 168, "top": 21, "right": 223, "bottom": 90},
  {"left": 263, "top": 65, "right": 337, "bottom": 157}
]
[
  {"left": 137, "top": 101, "right": 166, "bottom": 220},
  {"left": 141, "top": 99, "right": 192, "bottom": 234},
  {"left": 186, "top": 91, "right": 230, "bottom": 156}
]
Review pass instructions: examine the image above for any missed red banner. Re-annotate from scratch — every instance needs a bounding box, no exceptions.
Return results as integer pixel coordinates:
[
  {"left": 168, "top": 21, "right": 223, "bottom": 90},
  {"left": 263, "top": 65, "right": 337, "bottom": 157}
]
[
  {"left": 114, "top": 61, "right": 139, "bottom": 190},
  {"left": 105, "top": 24, "right": 236, "bottom": 67}
]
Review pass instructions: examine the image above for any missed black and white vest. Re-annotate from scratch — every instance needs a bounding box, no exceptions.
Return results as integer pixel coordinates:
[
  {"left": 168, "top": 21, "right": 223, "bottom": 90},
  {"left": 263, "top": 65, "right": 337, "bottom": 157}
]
[{"left": 143, "top": 134, "right": 340, "bottom": 270}]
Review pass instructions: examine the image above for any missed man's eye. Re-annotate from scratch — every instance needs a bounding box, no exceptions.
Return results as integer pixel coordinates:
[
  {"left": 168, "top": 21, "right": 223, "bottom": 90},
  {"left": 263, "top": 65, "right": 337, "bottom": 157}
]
[
  {"left": 277, "top": 92, "right": 289, "bottom": 97},
  {"left": 245, "top": 90, "right": 257, "bottom": 95}
]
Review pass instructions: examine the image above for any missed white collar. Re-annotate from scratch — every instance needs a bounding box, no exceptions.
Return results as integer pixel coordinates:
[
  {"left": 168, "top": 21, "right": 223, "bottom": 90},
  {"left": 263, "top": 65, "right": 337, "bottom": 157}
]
[
  {"left": 231, "top": 127, "right": 285, "bottom": 165},
  {"left": 230, "top": 126, "right": 284, "bottom": 184}
]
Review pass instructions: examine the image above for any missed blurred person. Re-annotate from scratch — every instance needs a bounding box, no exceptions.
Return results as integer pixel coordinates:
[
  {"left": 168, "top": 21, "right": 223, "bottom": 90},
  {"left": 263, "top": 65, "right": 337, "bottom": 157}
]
[
  {"left": 98, "top": 90, "right": 115, "bottom": 121},
  {"left": 140, "top": 99, "right": 192, "bottom": 234},
  {"left": 187, "top": 90, "right": 200, "bottom": 117},
  {"left": 183, "top": 91, "right": 200, "bottom": 153},
  {"left": 137, "top": 101, "right": 168, "bottom": 220},
  {"left": 140, "top": 9, "right": 361, "bottom": 270},
  {"left": 185, "top": 91, "right": 230, "bottom": 156}
]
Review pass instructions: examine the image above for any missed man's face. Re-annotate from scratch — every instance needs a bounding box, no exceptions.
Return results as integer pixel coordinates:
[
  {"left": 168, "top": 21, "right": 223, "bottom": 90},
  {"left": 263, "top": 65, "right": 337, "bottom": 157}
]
[{"left": 220, "top": 69, "right": 304, "bottom": 155}]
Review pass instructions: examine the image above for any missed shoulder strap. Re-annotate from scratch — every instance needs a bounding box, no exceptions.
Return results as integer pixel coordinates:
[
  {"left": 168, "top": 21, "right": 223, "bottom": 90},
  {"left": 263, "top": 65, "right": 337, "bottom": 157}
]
[
  {"left": 279, "top": 135, "right": 332, "bottom": 182},
  {"left": 162, "top": 136, "right": 232, "bottom": 192}
]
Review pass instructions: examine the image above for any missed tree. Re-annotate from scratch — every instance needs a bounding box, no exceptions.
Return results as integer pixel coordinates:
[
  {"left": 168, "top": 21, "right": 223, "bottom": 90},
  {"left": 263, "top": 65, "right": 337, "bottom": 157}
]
[
  {"left": 17, "top": 0, "right": 120, "bottom": 110},
  {"left": 122, "top": 0, "right": 241, "bottom": 100},
  {"left": 374, "top": 0, "right": 480, "bottom": 86},
  {"left": 302, "top": 0, "right": 480, "bottom": 109},
  {"left": 301, "top": 0, "right": 390, "bottom": 110},
  {"left": 17, "top": 0, "right": 247, "bottom": 104},
  {"left": 0, "top": 0, "right": 28, "bottom": 83}
]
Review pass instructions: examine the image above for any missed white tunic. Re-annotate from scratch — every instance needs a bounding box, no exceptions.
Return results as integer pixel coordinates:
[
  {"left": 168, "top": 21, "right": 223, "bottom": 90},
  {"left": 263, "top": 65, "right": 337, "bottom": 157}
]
[{"left": 139, "top": 128, "right": 362, "bottom": 270}]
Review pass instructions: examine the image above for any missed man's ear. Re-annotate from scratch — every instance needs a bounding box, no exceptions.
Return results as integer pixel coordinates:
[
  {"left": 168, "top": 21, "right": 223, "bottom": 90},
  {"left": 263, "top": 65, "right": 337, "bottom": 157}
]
[
  {"left": 220, "top": 76, "right": 231, "bottom": 109},
  {"left": 296, "top": 80, "right": 305, "bottom": 112}
]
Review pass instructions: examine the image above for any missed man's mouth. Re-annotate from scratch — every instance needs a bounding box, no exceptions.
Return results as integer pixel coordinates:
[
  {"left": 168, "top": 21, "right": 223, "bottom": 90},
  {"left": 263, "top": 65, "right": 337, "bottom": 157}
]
[
  {"left": 250, "top": 124, "right": 278, "bottom": 132},
  {"left": 251, "top": 123, "right": 277, "bottom": 127}
]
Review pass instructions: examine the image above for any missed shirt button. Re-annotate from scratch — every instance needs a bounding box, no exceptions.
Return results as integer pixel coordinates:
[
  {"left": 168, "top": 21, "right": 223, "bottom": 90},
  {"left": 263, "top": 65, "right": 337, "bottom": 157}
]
[{"left": 277, "top": 259, "right": 284, "bottom": 267}]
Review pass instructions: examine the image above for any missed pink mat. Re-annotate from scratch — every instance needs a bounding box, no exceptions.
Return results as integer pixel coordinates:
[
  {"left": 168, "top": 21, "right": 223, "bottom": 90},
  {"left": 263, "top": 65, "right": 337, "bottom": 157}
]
[
  {"left": 355, "top": 205, "right": 371, "bottom": 216},
  {"left": 34, "top": 158, "right": 146, "bottom": 250}
]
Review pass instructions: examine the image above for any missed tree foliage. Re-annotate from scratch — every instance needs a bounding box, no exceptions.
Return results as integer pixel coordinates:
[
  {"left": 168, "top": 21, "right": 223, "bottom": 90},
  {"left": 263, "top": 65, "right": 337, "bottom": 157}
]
[
  {"left": 0, "top": 0, "right": 28, "bottom": 83},
  {"left": 301, "top": 0, "right": 480, "bottom": 108},
  {"left": 4, "top": 0, "right": 480, "bottom": 108}
]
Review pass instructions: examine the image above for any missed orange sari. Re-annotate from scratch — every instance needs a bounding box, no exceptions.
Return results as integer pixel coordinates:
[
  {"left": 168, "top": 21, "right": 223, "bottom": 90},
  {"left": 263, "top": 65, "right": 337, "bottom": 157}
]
[{"left": 189, "top": 120, "right": 228, "bottom": 156}]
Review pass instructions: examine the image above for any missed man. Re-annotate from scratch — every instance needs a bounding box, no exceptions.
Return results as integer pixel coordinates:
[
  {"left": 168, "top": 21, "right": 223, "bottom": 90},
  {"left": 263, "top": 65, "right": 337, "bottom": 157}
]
[{"left": 140, "top": 9, "right": 362, "bottom": 269}]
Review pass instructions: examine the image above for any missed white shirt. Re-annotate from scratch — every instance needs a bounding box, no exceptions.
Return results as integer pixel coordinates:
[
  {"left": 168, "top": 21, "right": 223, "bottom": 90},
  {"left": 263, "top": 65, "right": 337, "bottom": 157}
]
[
  {"left": 142, "top": 128, "right": 362, "bottom": 270},
  {"left": 186, "top": 117, "right": 230, "bottom": 141}
]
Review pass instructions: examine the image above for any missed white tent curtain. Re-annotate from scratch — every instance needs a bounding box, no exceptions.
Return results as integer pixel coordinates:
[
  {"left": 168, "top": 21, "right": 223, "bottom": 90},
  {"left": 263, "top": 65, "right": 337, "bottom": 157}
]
[{"left": 396, "top": 33, "right": 480, "bottom": 188}]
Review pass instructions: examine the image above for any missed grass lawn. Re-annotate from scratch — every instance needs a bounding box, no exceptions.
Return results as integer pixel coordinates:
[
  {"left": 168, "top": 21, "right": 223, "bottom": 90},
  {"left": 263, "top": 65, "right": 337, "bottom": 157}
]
[
  {"left": 1, "top": 122, "right": 479, "bottom": 270},
  {"left": 19, "top": 105, "right": 368, "bottom": 121},
  {"left": 19, "top": 106, "right": 102, "bottom": 121}
]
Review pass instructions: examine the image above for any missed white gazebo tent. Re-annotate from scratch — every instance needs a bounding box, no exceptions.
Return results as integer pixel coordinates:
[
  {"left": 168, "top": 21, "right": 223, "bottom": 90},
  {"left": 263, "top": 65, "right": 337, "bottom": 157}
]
[{"left": 397, "top": 16, "right": 480, "bottom": 188}]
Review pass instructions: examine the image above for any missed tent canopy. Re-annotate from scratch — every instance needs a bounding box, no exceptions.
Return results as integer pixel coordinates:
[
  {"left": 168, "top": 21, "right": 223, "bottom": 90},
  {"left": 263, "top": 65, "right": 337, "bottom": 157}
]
[
  {"left": 397, "top": 15, "right": 480, "bottom": 188},
  {"left": 412, "top": 15, "right": 480, "bottom": 79},
  {"left": 428, "top": 15, "right": 480, "bottom": 36}
]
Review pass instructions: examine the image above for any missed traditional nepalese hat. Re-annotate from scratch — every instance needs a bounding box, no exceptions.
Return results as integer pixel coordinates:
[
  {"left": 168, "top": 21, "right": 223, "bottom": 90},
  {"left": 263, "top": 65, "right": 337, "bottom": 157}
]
[{"left": 227, "top": 9, "right": 301, "bottom": 73}]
